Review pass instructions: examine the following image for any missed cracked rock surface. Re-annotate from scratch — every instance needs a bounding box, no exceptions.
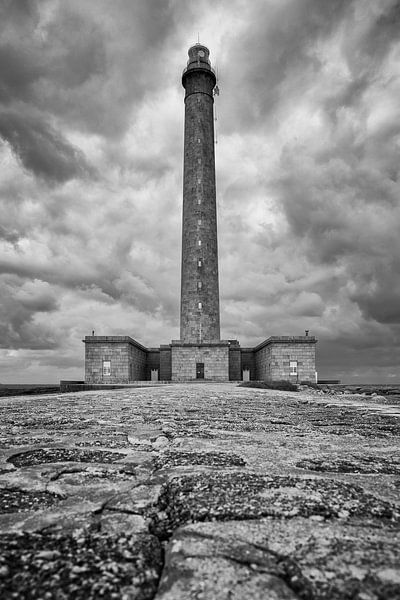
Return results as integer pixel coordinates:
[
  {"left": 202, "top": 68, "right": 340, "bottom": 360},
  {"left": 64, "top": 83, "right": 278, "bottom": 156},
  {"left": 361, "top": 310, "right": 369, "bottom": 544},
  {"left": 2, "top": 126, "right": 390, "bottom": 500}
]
[{"left": 0, "top": 382, "right": 399, "bottom": 599}]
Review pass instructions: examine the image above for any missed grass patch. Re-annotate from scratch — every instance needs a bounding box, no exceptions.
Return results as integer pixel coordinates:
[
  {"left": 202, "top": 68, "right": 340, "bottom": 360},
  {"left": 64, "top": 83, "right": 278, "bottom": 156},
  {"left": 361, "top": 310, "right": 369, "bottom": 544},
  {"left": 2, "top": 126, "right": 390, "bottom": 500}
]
[
  {"left": 299, "top": 381, "right": 320, "bottom": 390},
  {"left": 238, "top": 380, "right": 298, "bottom": 392}
]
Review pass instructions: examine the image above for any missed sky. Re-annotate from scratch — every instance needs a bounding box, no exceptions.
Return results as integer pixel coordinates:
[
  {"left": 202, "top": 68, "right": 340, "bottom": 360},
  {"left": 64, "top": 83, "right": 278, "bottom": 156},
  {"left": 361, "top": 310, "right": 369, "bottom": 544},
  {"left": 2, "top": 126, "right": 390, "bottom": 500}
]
[{"left": 0, "top": 0, "right": 399, "bottom": 384}]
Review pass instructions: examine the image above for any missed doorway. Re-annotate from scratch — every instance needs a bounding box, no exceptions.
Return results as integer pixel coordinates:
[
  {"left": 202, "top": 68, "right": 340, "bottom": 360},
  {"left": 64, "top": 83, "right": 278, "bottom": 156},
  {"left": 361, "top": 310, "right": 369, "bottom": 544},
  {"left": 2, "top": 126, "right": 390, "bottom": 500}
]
[
  {"left": 242, "top": 368, "right": 250, "bottom": 382},
  {"left": 151, "top": 369, "right": 158, "bottom": 382},
  {"left": 196, "top": 362, "right": 204, "bottom": 379}
]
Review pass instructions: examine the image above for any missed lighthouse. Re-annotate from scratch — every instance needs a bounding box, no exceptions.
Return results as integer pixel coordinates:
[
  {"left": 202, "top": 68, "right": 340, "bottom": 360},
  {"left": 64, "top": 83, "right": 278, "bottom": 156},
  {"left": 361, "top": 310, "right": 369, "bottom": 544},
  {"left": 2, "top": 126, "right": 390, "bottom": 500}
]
[
  {"left": 82, "top": 44, "right": 317, "bottom": 386},
  {"left": 170, "top": 43, "right": 230, "bottom": 381},
  {"left": 180, "top": 44, "right": 220, "bottom": 343}
]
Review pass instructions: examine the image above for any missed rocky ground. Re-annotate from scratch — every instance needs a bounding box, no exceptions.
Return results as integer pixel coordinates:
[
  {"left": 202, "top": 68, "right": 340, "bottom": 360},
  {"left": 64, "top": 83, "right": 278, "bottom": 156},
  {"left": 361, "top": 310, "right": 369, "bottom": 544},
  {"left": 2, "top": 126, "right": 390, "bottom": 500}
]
[{"left": 0, "top": 383, "right": 399, "bottom": 599}]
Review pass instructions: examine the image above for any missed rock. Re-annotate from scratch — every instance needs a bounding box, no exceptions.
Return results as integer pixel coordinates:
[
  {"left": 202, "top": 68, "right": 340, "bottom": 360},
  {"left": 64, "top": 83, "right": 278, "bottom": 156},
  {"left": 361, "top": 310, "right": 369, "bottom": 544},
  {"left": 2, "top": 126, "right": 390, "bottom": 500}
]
[
  {"left": 99, "top": 513, "right": 148, "bottom": 535},
  {"left": 35, "top": 550, "right": 61, "bottom": 560},
  {"left": 0, "top": 565, "right": 10, "bottom": 577},
  {"left": 154, "top": 519, "right": 400, "bottom": 600},
  {"left": 152, "top": 436, "right": 170, "bottom": 450}
]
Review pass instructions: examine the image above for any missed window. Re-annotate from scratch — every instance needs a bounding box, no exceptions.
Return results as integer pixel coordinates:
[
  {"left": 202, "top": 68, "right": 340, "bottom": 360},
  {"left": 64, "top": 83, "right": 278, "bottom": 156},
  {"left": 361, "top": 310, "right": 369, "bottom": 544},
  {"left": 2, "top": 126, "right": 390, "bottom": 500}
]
[
  {"left": 198, "top": 302, "right": 202, "bottom": 310},
  {"left": 198, "top": 259, "right": 202, "bottom": 267},
  {"left": 198, "top": 240, "right": 201, "bottom": 246},
  {"left": 198, "top": 218, "right": 202, "bottom": 225},
  {"left": 103, "top": 360, "right": 111, "bottom": 377},
  {"left": 198, "top": 198, "right": 201, "bottom": 204},
  {"left": 289, "top": 360, "right": 298, "bottom": 376},
  {"left": 198, "top": 281, "right": 202, "bottom": 289}
]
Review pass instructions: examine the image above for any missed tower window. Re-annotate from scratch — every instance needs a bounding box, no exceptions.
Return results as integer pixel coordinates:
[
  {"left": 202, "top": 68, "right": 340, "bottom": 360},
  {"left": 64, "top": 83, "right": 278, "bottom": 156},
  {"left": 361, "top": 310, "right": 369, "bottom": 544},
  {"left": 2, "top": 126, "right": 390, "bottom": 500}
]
[
  {"left": 198, "top": 240, "right": 201, "bottom": 246},
  {"left": 198, "top": 281, "right": 202, "bottom": 289},
  {"left": 198, "top": 259, "right": 202, "bottom": 267},
  {"left": 198, "top": 138, "right": 201, "bottom": 143},
  {"left": 197, "top": 198, "right": 201, "bottom": 204},
  {"left": 198, "top": 302, "right": 202, "bottom": 309},
  {"left": 198, "top": 218, "right": 202, "bottom": 225}
]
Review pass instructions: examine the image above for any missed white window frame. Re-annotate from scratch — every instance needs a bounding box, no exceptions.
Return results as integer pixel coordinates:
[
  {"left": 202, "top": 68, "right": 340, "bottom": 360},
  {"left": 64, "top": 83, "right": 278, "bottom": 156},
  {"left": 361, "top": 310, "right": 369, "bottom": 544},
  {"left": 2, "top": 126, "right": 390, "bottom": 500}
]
[
  {"left": 289, "top": 360, "right": 298, "bottom": 376},
  {"left": 103, "top": 360, "right": 111, "bottom": 377}
]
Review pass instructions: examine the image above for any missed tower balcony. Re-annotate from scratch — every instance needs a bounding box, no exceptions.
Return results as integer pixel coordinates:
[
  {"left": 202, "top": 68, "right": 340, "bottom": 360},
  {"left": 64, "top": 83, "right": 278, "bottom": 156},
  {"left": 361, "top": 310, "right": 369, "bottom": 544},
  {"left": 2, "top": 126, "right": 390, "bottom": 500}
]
[{"left": 182, "top": 64, "right": 216, "bottom": 78}]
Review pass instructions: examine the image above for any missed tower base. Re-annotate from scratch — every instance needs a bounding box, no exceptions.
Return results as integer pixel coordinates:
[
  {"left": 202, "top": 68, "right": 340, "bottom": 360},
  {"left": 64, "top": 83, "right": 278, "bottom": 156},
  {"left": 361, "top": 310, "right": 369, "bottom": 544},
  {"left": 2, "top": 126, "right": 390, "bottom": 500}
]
[
  {"left": 170, "top": 340, "right": 229, "bottom": 382},
  {"left": 82, "top": 336, "right": 317, "bottom": 384}
]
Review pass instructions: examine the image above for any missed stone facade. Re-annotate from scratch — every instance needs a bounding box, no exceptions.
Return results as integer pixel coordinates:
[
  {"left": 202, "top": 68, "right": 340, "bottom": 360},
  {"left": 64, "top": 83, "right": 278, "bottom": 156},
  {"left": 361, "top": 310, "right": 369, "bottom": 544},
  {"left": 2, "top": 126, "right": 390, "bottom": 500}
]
[
  {"left": 171, "top": 342, "right": 229, "bottom": 382},
  {"left": 180, "top": 44, "right": 220, "bottom": 343},
  {"left": 228, "top": 341, "right": 241, "bottom": 381},
  {"left": 84, "top": 336, "right": 147, "bottom": 384},
  {"left": 83, "top": 336, "right": 317, "bottom": 383},
  {"left": 254, "top": 336, "right": 317, "bottom": 383},
  {"left": 159, "top": 345, "right": 172, "bottom": 381}
]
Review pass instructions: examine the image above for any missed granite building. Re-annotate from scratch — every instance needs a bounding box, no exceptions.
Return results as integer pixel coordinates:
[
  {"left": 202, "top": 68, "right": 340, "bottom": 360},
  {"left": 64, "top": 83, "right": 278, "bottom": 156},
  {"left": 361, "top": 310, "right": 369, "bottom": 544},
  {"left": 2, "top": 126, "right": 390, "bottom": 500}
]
[{"left": 84, "top": 44, "right": 317, "bottom": 384}]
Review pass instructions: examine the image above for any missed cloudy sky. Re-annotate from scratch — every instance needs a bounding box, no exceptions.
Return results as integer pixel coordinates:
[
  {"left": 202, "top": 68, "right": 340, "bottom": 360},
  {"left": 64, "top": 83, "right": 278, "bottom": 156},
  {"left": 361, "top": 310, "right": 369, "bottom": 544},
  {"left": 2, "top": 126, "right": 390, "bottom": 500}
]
[{"left": 0, "top": 0, "right": 399, "bottom": 383}]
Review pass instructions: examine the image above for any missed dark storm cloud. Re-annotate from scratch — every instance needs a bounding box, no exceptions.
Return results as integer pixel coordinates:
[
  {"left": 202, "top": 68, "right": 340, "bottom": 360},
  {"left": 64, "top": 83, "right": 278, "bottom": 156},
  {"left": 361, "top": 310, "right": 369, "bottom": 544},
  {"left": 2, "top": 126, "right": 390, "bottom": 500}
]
[
  {"left": 276, "top": 148, "right": 400, "bottom": 324},
  {"left": 344, "top": 0, "right": 400, "bottom": 67},
  {"left": 218, "top": 0, "right": 351, "bottom": 131},
  {"left": 0, "top": 0, "right": 193, "bottom": 191},
  {"left": 0, "top": 0, "right": 191, "bottom": 139},
  {"left": 0, "top": 110, "right": 93, "bottom": 182},
  {"left": 349, "top": 262, "right": 400, "bottom": 324},
  {"left": 0, "top": 43, "right": 43, "bottom": 104},
  {"left": 0, "top": 224, "right": 19, "bottom": 244},
  {"left": 0, "top": 276, "right": 59, "bottom": 350},
  {"left": 258, "top": 1, "right": 400, "bottom": 328}
]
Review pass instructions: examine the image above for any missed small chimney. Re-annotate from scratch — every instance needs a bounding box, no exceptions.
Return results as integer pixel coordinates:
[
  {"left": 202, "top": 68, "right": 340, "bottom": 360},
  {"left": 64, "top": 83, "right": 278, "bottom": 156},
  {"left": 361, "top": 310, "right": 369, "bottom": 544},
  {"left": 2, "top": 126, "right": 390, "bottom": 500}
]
[{"left": 305, "top": 330, "right": 309, "bottom": 337}]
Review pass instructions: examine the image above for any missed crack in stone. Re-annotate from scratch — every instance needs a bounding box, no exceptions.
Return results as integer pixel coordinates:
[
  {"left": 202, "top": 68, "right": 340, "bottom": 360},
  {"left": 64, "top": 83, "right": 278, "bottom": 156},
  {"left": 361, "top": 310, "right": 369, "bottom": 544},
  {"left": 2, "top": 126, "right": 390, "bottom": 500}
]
[{"left": 145, "top": 470, "right": 400, "bottom": 598}]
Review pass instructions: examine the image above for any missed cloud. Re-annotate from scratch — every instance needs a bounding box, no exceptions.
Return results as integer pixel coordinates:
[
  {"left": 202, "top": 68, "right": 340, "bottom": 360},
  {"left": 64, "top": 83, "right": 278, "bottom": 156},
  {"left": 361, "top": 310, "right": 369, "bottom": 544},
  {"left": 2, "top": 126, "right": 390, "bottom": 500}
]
[
  {"left": 0, "top": 277, "right": 59, "bottom": 349},
  {"left": 0, "top": 0, "right": 400, "bottom": 383},
  {"left": 0, "top": 0, "right": 194, "bottom": 138},
  {"left": 0, "top": 109, "right": 94, "bottom": 182},
  {"left": 217, "top": 0, "right": 351, "bottom": 133}
]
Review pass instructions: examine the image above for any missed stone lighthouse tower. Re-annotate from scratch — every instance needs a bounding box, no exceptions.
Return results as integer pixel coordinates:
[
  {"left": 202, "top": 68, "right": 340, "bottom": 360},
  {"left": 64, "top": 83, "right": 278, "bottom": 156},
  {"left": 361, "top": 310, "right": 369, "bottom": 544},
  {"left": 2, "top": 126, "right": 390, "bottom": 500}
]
[
  {"left": 170, "top": 43, "right": 230, "bottom": 381},
  {"left": 180, "top": 44, "right": 220, "bottom": 343}
]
